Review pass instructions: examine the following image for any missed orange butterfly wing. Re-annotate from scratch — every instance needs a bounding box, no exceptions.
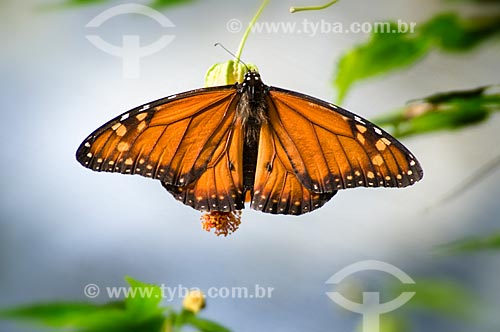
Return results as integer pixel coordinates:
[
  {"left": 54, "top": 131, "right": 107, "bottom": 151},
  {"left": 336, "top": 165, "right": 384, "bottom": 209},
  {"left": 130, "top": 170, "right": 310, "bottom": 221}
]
[
  {"left": 76, "top": 88, "right": 241, "bottom": 188},
  {"left": 251, "top": 88, "right": 423, "bottom": 215},
  {"left": 251, "top": 120, "right": 336, "bottom": 215},
  {"left": 162, "top": 117, "right": 245, "bottom": 212}
]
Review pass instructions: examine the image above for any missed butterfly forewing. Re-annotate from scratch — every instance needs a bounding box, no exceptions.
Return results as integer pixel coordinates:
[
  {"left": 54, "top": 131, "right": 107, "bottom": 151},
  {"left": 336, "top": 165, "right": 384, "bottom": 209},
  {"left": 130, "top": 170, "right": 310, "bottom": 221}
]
[
  {"left": 263, "top": 88, "right": 423, "bottom": 192},
  {"left": 76, "top": 88, "right": 240, "bottom": 186}
]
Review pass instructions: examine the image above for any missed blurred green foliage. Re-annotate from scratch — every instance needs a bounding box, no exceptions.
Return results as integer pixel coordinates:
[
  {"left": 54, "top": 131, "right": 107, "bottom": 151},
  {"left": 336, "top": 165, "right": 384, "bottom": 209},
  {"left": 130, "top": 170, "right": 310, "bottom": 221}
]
[
  {"left": 335, "top": 22, "right": 429, "bottom": 104},
  {"left": 371, "top": 227, "right": 500, "bottom": 332},
  {"left": 345, "top": 275, "right": 476, "bottom": 332},
  {"left": 0, "top": 277, "right": 230, "bottom": 332},
  {"left": 50, "top": 0, "right": 195, "bottom": 9},
  {"left": 438, "top": 232, "right": 500, "bottom": 253},
  {"left": 450, "top": 0, "right": 500, "bottom": 3},
  {"left": 396, "top": 279, "right": 476, "bottom": 317},
  {"left": 149, "top": 0, "right": 195, "bottom": 10},
  {"left": 334, "top": 13, "right": 500, "bottom": 103},
  {"left": 372, "top": 85, "right": 500, "bottom": 137},
  {"left": 362, "top": 316, "right": 409, "bottom": 332},
  {"left": 57, "top": 0, "right": 108, "bottom": 7}
]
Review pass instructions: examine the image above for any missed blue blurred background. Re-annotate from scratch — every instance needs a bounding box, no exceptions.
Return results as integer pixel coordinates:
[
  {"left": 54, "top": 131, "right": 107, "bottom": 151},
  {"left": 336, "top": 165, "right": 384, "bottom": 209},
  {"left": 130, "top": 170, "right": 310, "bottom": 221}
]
[{"left": 1, "top": 0, "right": 499, "bottom": 331}]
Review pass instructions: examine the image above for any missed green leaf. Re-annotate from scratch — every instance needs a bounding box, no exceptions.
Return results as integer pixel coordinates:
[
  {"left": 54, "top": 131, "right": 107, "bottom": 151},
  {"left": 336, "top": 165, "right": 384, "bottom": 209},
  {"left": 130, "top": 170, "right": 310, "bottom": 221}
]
[
  {"left": 66, "top": 0, "right": 108, "bottom": 5},
  {"left": 421, "top": 86, "right": 490, "bottom": 104},
  {"left": 149, "top": 0, "right": 196, "bottom": 9},
  {"left": 0, "top": 302, "right": 130, "bottom": 328},
  {"left": 372, "top": 85, "right": 500, "bottom": 137},
  {"left": 40, "top": 0, "right": 109, "bottom": 10},
  {"left": 0, "top": 300, "right": 166, "bottom": 331},
  {"left": 163, "top": 309, "right": 231, "bottom": 332},
  {"left": 334, "top": 13, "right": 500, "bottom": 102},
  {"left": 449, "top": 0, "right": 500, "bottom": 3},
  {"left": 124, "top": 276, "right": 164, "bottom": 320},
  {"left": 184, "top": 311, "right": 232, "bottom": 332},
  {"left": 334, "top": 25, "right": 430, "bottom": 103},
  {"left": 44, "top": 0, "right": 195, "bottom": 10},
  {"left": 0, "top": 277, "right": 233, "bottom": 332},
  {"left": 438, "top": 233, "right": 500, "bottom": 253},
  {"left": 356, "top": 315, "right": 409, "bottom": 332},
  {"left": 83, "top": 316, "right": 165, "bottom": 332},
  {"left": 395, "top": 279, "right": 476, "bottom": 318},
  {"left": 420, "top": 13, "right": 500, "bottom": 51}
]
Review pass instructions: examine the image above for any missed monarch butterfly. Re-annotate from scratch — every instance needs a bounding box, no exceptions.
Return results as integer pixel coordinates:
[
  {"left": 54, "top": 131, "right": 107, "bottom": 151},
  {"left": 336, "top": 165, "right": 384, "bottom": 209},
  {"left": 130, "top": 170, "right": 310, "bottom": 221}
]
[{"left": 76, "top": 70, "right": 423, "bottom": 234}]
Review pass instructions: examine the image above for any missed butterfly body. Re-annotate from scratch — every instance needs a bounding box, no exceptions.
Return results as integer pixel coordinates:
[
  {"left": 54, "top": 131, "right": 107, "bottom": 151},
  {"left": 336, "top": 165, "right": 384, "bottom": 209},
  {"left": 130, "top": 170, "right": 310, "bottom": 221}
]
[
  {"left": 236, "top": 71, "right": 268, "bottom": 194},
  {"left": 77, "top": 71, "right": 423, "bottom": 216}
]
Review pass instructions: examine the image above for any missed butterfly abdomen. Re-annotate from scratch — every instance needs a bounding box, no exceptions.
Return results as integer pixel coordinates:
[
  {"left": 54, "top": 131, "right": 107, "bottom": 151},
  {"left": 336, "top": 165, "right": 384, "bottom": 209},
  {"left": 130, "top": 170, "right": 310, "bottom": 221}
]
[{"left": 237, "top": 71, "right": 268, "bottom": 193}]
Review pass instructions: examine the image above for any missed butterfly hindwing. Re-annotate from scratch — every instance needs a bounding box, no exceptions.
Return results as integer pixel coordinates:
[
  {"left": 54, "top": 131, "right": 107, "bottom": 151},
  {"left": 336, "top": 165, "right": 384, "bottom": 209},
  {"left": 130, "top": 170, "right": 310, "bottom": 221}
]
[
  {"left": 76, "top": 87, "right": 240, "bottom": 187},
  {"left": 263, "top": 88, "right": 423, "bottom": 192},
  {"left": 251, "top": 121, "right": 337, "bottom": 215},
  {"left": 162, "top": 117, "right": 245, "bottom": 212}
]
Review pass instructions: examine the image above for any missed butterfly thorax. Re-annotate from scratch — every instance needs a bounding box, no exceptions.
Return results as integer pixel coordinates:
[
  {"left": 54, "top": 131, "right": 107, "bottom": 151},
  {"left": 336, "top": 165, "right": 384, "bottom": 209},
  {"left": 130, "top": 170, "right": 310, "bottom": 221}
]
[
  {"left": 237, "top": 71, "right": 268, "bottom": 193},
  {"left": 237, "top": 71, "right": 268, "bottom": 144}
]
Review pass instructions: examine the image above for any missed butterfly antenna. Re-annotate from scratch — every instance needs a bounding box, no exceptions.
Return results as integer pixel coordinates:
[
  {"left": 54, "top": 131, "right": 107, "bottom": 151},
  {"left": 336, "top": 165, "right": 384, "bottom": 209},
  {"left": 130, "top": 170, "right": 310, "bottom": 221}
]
[{"left": 214, "top": 43, "right": 250, "bottom": 71}]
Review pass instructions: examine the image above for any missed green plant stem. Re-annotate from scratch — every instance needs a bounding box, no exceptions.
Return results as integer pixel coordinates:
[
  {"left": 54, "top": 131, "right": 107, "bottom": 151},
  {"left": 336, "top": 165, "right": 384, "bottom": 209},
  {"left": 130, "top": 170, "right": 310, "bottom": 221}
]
[
  {"left": 235, "top": 0, "right": 270, "bottom": 62},
  {"left": 290, "top": 0, "right": 339, "bottom": 13},
  {"left": 425, "top": 153, "right": 500, "bottom": 212}
]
